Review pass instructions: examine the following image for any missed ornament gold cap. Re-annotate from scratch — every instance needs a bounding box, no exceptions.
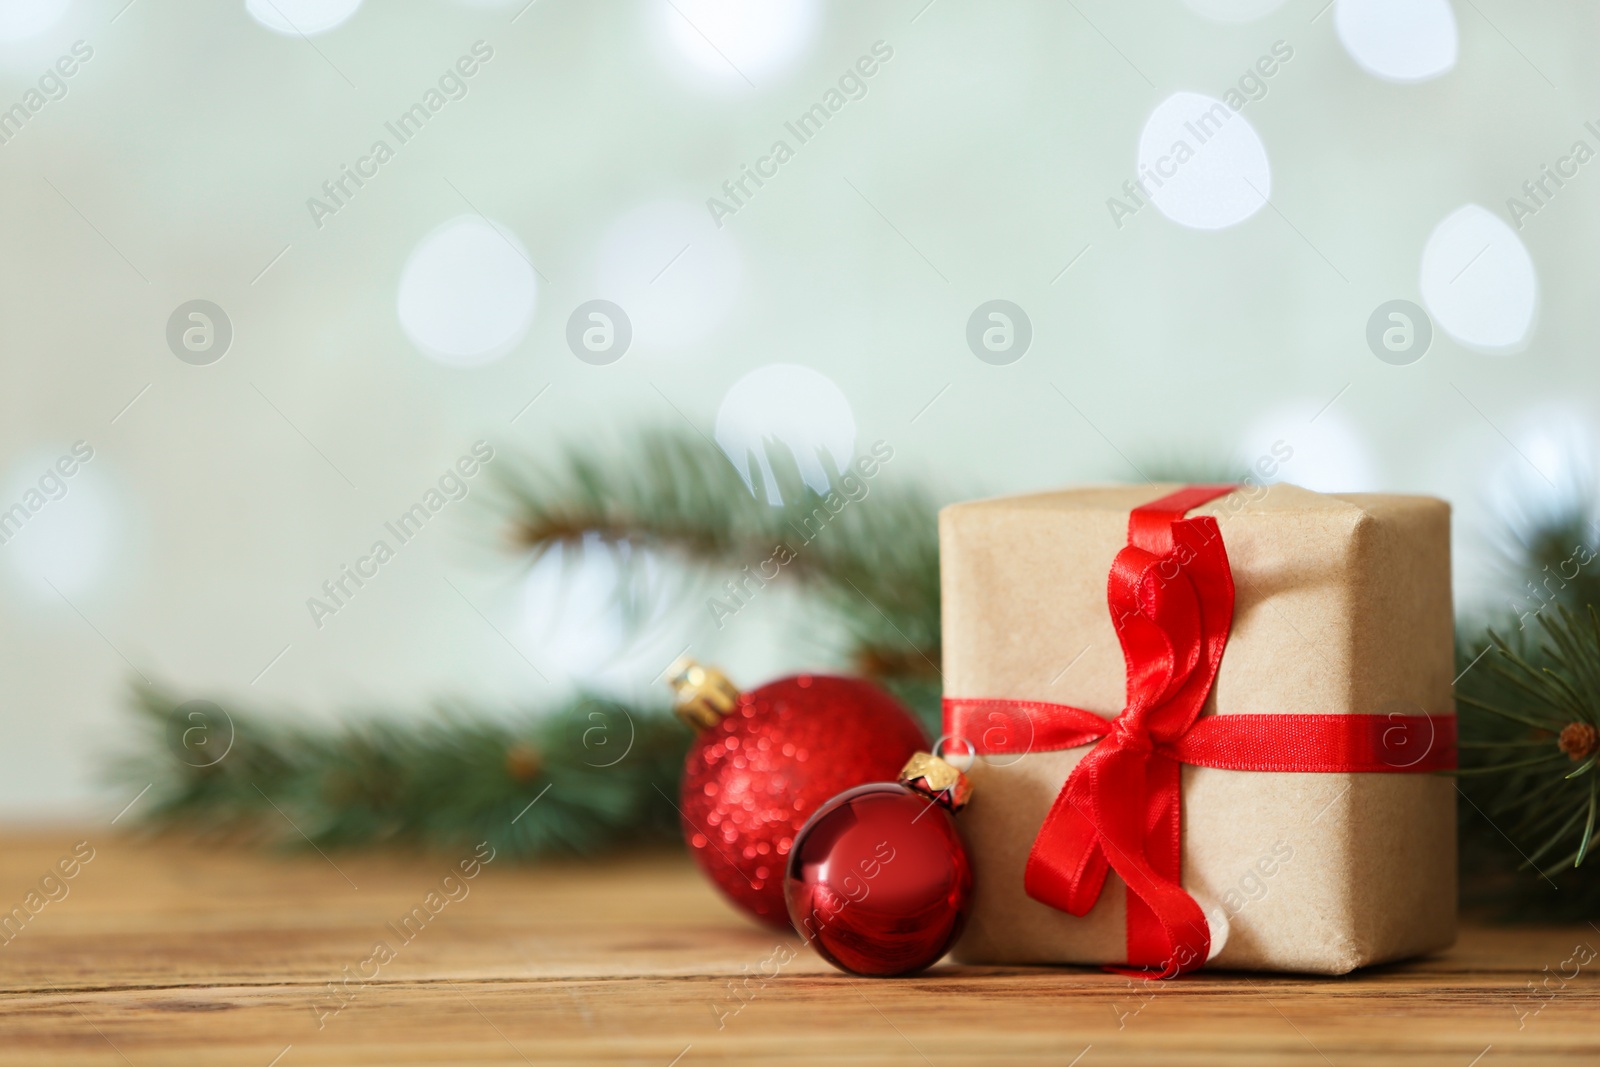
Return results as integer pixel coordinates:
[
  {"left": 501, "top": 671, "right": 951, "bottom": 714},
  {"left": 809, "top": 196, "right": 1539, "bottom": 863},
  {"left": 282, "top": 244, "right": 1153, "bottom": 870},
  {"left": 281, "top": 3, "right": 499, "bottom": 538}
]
[
  {"left": 665, "top": 656, "right": 741, "bottom": 732},
  {"left": 899, "top": 751, "right": 972, "bottom": 812}
]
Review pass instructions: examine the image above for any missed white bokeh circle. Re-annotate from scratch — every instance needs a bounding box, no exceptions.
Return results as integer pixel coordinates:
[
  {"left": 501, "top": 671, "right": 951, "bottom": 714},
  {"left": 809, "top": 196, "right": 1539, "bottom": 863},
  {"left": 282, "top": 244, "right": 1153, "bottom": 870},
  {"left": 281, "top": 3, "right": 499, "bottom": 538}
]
[
  {"left": 1419, "top": 204, "right": 1537, "bottom": 354},
  {"left": 1237, "top": 404, "right": 1379, "bottom": 493},
  {"left": 714, "top": 363, "right": 856, "bottom": 505},
  {"left": 246, "top": 0, "right": 362, "bottom": 35},
  {"left": 1137, "top": 92, "right": 1271, "bottom": 230},
  {"left": 1482, "top": 408, "right": 1596, "bottom": 533},
  {"left": 1436, "top": 409, "right": 1600, "bottom": 622},
  {"left": 0, "top": 0, "right": 70, "bottom": 43},
  {"left": 1, "top": 452, "right": 120, "bottom": 600},
  {"left": 1335, "top": 0, "right": 1457, "bottom": 83},
  {"left": 594, "top": 200, "right": 741, "bottom": 355},
  {"left": 1182, "top": 0, "right": 1287, "bottom": 22},
  {"left": 397, "top": 216, "right": 538, "bottom": 367},
  {"left": 516, "top": 535, "right": 688, "bottom": 690},
  {"left": 655, "top": 0, "right": 818, "bottom": 88}
]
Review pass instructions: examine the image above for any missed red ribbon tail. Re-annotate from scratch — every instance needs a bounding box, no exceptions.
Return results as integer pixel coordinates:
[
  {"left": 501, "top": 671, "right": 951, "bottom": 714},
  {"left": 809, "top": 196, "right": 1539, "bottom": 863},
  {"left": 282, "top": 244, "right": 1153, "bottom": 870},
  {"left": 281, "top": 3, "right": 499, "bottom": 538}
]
[
  {"left": 1028, "top": 745, "right": 1211, "bottom": 975},
  {"left": 1024, "top": 802, "right": 1110, "bottom": 918}
]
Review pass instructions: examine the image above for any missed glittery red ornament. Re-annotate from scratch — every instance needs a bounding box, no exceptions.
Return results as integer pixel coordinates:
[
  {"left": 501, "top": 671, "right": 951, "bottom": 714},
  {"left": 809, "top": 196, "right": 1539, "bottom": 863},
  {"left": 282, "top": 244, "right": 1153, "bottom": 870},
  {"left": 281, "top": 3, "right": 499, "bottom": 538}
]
[
  {"left": 784, "top": 757, "right": 973, "bottom": 977},
  {"left": 672, "top": 667, "right": 926, "bottom": 930}
]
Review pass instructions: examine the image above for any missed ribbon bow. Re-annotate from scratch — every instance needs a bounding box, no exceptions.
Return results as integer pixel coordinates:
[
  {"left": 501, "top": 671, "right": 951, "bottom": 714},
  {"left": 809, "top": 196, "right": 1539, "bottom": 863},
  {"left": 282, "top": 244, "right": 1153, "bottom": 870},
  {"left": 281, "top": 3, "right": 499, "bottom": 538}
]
[
  {"left": 1025, "top": 486, "right": 1234, "bottom": 976},
  {"left": 943, "top": 487, "right": 1455, "bottom": 977}
]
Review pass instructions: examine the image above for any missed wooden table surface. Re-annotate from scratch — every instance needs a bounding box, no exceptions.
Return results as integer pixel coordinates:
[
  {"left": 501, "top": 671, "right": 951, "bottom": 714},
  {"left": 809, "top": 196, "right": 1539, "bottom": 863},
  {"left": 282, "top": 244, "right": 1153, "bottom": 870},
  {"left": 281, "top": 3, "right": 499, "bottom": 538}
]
[{"left": 0, "top": 829, "right": 1595, "bottom": 1066}]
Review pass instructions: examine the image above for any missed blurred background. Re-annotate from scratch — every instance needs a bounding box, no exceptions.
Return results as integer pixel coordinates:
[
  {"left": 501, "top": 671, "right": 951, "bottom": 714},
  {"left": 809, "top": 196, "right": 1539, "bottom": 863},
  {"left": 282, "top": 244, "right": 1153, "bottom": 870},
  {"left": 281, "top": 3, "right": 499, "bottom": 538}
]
[{"left": 0, "top": 0, "right": 1593, "bottom": 816}]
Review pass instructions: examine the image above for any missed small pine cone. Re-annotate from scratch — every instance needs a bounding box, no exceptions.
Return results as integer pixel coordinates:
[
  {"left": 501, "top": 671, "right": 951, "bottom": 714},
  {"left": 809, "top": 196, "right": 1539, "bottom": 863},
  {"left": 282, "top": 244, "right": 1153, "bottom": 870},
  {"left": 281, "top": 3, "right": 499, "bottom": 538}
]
[
  {"left": 504, "top": 742, "right": 544, "bottom": 782},
  {"left": 1558, "top": 722, "right": 1598, "bottom": 762}
]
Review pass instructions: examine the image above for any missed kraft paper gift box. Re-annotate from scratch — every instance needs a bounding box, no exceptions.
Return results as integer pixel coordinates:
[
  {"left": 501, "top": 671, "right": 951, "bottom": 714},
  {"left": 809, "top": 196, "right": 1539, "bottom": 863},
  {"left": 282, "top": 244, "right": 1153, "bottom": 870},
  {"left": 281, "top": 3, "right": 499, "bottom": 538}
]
[{"left": 939, "top": 482, "right": 1457, "bottom": 975}]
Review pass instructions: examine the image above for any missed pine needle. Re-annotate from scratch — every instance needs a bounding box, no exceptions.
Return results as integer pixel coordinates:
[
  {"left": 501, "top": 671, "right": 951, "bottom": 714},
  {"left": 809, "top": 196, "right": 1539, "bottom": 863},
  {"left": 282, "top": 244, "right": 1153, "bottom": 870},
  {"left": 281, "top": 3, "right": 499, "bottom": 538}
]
[
  {"left": 1578, "top": 777, "right": 1599, "bottom": 867},
  {"left": 1566, "top": 755, "right": 1598, "bottom": 780}
]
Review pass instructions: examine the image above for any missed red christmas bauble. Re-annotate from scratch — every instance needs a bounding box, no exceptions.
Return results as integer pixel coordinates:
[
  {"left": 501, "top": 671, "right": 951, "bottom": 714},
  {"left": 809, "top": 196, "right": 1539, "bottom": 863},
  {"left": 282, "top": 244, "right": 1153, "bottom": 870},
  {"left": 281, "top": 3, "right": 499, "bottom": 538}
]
[
  {"left": 679, "top": 674, "right": 925, "bottom": 929},
  {"left": 785, "top": 782, "right": 972, "bottom": 976}
]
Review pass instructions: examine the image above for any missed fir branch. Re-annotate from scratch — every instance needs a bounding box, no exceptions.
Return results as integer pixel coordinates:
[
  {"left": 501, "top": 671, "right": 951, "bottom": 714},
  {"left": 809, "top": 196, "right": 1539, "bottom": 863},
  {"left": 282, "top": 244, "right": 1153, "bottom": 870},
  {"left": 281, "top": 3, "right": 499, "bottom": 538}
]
[
  {"left": 120, "top": 431, "right": 948, "bottom": 855},
  {"left": 1457, "top": 606, "right": 1600, "bottom": 917},
  {"left": 117, "top": 687, "right": 689, "bottom": 859},
  {"left": 493, "top": 429, "right": 944, "bottom": 720}
]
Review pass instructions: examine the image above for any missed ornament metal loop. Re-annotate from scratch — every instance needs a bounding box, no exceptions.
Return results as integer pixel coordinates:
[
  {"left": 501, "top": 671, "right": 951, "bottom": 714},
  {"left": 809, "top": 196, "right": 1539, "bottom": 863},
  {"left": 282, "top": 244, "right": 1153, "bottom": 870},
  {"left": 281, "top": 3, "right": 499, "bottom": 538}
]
[{"left": 931, "top": 733, "right": 977, "bottom": 772}]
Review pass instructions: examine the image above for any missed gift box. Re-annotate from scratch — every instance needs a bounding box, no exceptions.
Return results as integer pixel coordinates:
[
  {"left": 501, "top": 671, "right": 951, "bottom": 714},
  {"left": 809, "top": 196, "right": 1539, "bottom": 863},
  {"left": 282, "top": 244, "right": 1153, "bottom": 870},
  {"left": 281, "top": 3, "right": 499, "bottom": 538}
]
[{"left": 939, "top": 483, "right": 1456, "bottom": 975}]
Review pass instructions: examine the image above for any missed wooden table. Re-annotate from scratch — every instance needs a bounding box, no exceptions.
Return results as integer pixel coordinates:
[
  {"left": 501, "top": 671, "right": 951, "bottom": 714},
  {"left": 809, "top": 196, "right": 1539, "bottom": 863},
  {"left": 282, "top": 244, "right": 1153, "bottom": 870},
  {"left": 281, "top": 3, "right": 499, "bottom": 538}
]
[{"left": 0, "top": 830, "right": 1595, "bottom": 1065}]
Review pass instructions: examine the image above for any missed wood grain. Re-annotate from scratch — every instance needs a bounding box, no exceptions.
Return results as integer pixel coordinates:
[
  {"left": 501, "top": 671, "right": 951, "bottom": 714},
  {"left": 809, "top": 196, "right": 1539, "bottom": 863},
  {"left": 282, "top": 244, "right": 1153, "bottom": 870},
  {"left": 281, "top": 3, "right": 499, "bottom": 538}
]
[{"left": 0, "top": 829, "right": 1595, "bottom": 1065}]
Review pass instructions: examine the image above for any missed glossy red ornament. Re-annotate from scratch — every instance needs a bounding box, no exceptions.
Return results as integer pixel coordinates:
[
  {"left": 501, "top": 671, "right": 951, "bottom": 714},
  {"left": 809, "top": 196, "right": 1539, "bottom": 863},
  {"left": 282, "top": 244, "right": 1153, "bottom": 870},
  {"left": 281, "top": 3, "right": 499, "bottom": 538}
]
[
  {"left": 785, "top": 782, "right": 972, "bottom": 976},
  {"left": 677, "top": 672, "right": 926, "bottom": 930}
]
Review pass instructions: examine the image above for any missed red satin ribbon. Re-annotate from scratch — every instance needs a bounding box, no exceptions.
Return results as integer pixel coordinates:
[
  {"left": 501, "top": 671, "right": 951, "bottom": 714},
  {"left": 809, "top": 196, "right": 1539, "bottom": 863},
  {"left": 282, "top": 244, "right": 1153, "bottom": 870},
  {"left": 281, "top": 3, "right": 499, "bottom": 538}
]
[{"left": 941, "top": 486, "right": 1456, "bottom": 977}]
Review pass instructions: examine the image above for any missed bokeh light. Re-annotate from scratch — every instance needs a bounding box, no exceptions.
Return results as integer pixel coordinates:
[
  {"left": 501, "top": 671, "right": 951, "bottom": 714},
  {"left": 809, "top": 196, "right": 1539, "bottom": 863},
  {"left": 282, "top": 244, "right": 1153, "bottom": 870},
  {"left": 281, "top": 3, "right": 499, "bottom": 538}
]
[
  {"left": 1482, "top": 408, "right": 1597, "bottom": 533},
  {"left": 1236, "top": 404, "right": 1378, "bottom": 493},
  {"left": 1, "top": 452, "right": 120, "bottom": 600},
  {"left": 245, "top": 0, "right": 363, "bottom": 36},
  {"left": 593, "top": 200, "right": 741, "bottom": 355},
  {"left": 397, "top": 216, "right": 538, "bottom": 367},
  {"left": 1137, "top": 92, "right": 1271, "bottom": 231},
  {"left": 517, "top": 535, "right": 688, "bottom": 690},
  {"left": 1419, "top": 204, "right": 1537, "bottom": 354},
  {"left": 0, "top": 0, "right": 69, "bottom": 43},
  {"left": 714, "top": 363, "right": 856, "bottom": 505},
  {"left": 1335, "top": 0, "right": 1458, "bottom": 83},
  {"left": 655, "top": 0, "right": 818, "bottom": 88}
]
